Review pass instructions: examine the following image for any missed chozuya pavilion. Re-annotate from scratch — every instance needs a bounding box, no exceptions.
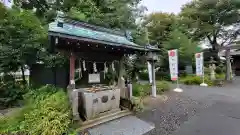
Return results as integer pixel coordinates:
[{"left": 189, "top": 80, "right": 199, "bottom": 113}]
[{"left": 48, "top": 13, "right": 159, "bottom": 130}]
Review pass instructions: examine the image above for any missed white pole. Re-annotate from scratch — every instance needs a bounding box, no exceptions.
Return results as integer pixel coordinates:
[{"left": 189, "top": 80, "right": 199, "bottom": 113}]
[
  {"left": 200, "top": 53, "right": 208, "bottom": 86},
  {"left": 129, "top": 83, "right": 133, "bottom": 99},
  {"left": 177, "top": 78, "right": 179, "bottom": 88}
]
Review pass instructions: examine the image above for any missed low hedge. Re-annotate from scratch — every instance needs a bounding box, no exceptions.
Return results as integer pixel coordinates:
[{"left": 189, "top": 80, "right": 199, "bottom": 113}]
[{"left": 180, "top": 74, "right": 225, "bottom": 86}]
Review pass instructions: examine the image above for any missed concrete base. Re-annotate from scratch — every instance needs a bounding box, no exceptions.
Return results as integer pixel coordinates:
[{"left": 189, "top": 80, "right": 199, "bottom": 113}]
[
  {"left": 77, "top": 110, "right": 132, "bottom": 132},
  {"left": 173, "top": 88, "right": 183, "bottom": 93},
  {"left": 87, "top": 116, "right": 155, "bottom": 135},
  {"left": 200, "top": 83, "right": 208, "bottom": 87}
]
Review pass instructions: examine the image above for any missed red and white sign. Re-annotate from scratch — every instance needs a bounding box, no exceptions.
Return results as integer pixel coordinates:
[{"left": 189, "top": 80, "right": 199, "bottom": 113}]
[
  {"left": 195, "top": 52, "right": 203, "bottom": 76},
  {"left": 168, "top": 49, "right": 178, "bottom": 81}
]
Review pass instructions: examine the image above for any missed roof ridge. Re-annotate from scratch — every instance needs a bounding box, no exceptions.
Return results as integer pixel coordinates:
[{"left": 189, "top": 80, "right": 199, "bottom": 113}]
[{"left": 62, "top": 17, "right": 126, "bottom": 37}]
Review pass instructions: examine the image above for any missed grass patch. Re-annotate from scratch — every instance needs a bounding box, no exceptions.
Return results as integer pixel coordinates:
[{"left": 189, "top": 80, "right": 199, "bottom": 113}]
[{"left": 156, "top": 81, "right": 171, "bottom": 94}]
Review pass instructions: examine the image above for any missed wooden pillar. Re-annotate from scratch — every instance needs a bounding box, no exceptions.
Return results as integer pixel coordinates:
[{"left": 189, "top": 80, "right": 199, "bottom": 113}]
[
  {"left": 118, "top": 56, "right": 126, "bottom": 98},
  {"left": 69, "top": 52, "right": 76, "bottom": 86},
  {"left": 67, "top": 52, "right": 78, "bottom": 120},
  {"left": 118, "top": 57, "right": 124, "bottom": 85}
]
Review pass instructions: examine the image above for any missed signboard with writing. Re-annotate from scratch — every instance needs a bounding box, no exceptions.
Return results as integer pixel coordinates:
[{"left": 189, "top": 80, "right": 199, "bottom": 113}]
[
  {"left": 88, "top": 73, "right": 100, "bottom": 83},
  {"left": 195, "top": 52, "right": 203, "bottom": 76},
  {"left": 168, "top": 49, "right": 178, "bottom": 81}
]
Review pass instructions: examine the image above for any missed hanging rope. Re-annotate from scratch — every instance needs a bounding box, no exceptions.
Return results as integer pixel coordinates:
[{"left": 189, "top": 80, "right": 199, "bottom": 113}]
[
  {"left": 82, "top": 60, "right": 86, "bottom": 71},
  {"left": 93, "top": 62, "right": 97, "bottom": 73},
  {"left": 112, "top": 62, "right": 115, "bottom": 72}
]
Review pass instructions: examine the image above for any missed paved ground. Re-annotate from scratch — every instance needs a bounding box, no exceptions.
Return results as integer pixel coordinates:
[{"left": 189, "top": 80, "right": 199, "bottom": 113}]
[
  {"left": 88, "top": 116, "right": 154, "bottom": 135},
  {"left": 137, "top": 77, "right": 240, "bottom": 135}
]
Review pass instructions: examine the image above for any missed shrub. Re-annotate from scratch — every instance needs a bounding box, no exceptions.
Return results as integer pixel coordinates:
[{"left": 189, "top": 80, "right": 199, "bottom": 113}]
[
  {"left": 0, "top": 80, "right": 27, "bottom": 108},
  {"left": 215, "top": 66, "right": 223, "bottom": 74},
  {"left": 24, "top": 85, "right": 59, "bottom": 103},
  {"left": 156, "top": 71, "right": 171, "bottom": 81},
  {"left": 138, "top": 71, "right": 171, "bottom": 81},
  {"left": 22, "top": 91, "right": 71, "bottom": 135},
  {"left": 156, "top": 81, "right": 170, "bottom": 94},
  {"left": 216, "top": 74, "right": 225, "bottom": 79},
  {"left": 130, "top": 97, "right": 144, "bottom": 112},
  {"left": 133, "top": 81, "right": 170, "bottom": 97},
  {"left": 132, "top": 83, "right": 150, "bottom": 97},
  {"left": 181, "top": 75, "right": 202, "bottom": 85},
  {"left": 180, "top": 75, "right": 220, "bottom": 86},
  {"left": 138, "top": 72, "right": 149, "bottom": 80},
  {"left": 0, "top": 85, "right": 72, "bottom": 135}
]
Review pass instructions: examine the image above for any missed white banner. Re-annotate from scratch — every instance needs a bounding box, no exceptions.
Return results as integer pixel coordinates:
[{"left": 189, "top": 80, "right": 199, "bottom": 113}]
[
  {"left": 168, "top": 49, "right": 178, "bottom": 81},
  {"left": 147, "top": 62, "right": 152, "bottom": 83},
  {"left": 195, "top": 52, "right": 203, "bottom": 76}
]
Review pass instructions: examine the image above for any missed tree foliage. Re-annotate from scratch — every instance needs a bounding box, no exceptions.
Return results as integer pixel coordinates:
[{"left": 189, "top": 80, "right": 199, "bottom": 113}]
[
  {"left": 162, "top": 29, "right": 198, "bottom": 68},
  {"left": 15, "top": 0, "right": 146, "bottom": 29},
  {"left": 0, "top": 4, "right": 46, "bottom": 74},
  {"left": 143, "top": 12, "right": 176, "bottom": 46},
  {"left": 180, "top": 0, "right": 240, "bottom": 50}
]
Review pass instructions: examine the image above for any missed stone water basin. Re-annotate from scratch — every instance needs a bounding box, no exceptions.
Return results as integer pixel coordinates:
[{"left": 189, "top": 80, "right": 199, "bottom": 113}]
[{"left": 77, "top": 86, "right": 120, "bottom": 120}]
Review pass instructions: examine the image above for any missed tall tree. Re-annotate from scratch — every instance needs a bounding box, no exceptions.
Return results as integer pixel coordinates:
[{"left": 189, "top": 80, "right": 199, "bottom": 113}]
[
  {"left": 142, "top": 12, "right": 176, "bottom": 46},
  {"left": 180, "top": 0, "right": 240, "bottom": 80},
  {"left": 162, "top": 29, "right": 198, "bottom": 68},
  {"left": 0, "top": 4, "right": 46, "bottom": 82},
  {"left": 15, "top": 0, "right": 146, "bottom": 29},
  {"left": 181, "top": 0, "right": 240, "bottom": 50}
]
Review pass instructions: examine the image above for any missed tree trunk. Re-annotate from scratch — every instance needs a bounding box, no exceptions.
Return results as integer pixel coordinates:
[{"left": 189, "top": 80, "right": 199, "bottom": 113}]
[
  {"left": 20, "top": 65, "right": 26, "bottom": 85},
  {"left": 225, "top": 48, "right": 232, "bottom": 81}
]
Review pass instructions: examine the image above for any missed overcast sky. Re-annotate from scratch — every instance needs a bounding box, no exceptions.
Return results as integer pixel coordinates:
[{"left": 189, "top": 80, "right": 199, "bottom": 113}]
[{"left": 141, "top": 0, "right": 191, "bottom": 14}]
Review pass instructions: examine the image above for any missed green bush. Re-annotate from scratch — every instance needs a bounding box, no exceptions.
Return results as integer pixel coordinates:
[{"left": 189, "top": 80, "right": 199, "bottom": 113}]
[
  {"left": 215, "top": 66, "right": 223, "bottom": 74},
  {"left": 138, "top": 71, "right": 171, "bottom": 81},
  {"left": 216, "top": 74, "right": 225, "bottom": 79},
  {"left": 133, "top": 81, "right": 170, "bottom": 97},
  {"left": 138, "top": 72, "right": 149, "bottom": 80},
  {"left": 24, "top": 85, "right": 59, "bottom": 103},
  {"left": 0, "top": 80, "right": 27, "bottom": 108},
  {"left": 132, "top": 83, "right": 150, "bottom": 97},
  {"left": 180, "top": 75, "right": 218, "bottom": 86},
  {"left": 180, "top": 75, "right": 202, "bottom": 85},
  {"left": 156, "top": 81, "right": 170, "bottom": 94},
  {"left": 130, "top": 97, "right": 144, "bottom": 112},
  {"left": 0, "top": 85, "right": 72, "bottom": 135},
  {"left": 156, "top": 71, "right": 171, "bottom": 81}
]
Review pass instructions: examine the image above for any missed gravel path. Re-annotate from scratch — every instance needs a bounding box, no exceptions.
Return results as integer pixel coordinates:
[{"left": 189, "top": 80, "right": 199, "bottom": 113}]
[
  {"left": 137, "top": 91, "right": 208, "bottom": 135},
  {"left": 137, "top": 78, "right": 240, "bottom": 135}
]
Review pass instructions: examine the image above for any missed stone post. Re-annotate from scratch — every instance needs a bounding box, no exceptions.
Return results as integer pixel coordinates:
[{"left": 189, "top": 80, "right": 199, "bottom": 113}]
[
  {"left": 151, "top": 61, "right": 157, "bottom": 97},
  {"left": 225, "top": 48, "right": 232, "bottom": 81}
]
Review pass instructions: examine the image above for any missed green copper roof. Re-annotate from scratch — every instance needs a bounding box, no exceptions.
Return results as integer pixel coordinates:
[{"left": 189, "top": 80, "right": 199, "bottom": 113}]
[{"left": 48, "top": 21, "right": 139, "bottom": 47}]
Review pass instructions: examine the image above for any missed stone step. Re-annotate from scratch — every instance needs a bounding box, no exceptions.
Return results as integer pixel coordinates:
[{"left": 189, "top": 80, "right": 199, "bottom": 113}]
[{"left": 77, "top": 110, "right": 132, "bottom": 131}]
